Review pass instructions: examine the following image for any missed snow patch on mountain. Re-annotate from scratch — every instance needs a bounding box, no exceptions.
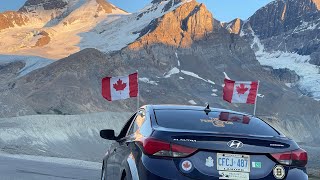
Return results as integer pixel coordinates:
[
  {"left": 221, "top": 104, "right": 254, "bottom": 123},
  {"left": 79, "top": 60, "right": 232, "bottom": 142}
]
[
  {"left": 181, "top": 70, "right": 215, "bottom": 85},
  {"left": 188, "top": 100, "right": 197, "bottom": 105},
  {"left": 293, "top": 21, "right": 320, "bottom": 33},
  {"left": 163, "top": 67, "right": 216, "bottom": 85},
  {"left": 139, "top": 77, "right": 158, "bottom": 85},
  {"left": 257, "top": 51, "right": 320, "bottom": 100},
  {"left": 249, "top": 28, "right": 320, "bottom": 100},
  {"left": 0, "top": 55, "right": 53, "bottom": 77},
  {"left": 211, "top": 89, "right": 218, "bottom": 97},
  {"left": 164, "top": 67, "right": 180, "bottom": 78},
  {"left": 175, "top": 52, "right": 181, "bottom": 66}
]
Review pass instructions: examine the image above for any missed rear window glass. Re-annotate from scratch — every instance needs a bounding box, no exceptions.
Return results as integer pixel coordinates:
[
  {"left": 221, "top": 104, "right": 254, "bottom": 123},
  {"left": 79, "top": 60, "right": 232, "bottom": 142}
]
[{"left": 154, "top": 110, "right": 280, "bottom": 137}]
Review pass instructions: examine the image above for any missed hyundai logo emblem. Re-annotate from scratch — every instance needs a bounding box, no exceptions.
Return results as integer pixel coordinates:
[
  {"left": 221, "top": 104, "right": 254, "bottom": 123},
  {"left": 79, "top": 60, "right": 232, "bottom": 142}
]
[{"left": 227, "top": 140, "right": 244, "bottom": 149}]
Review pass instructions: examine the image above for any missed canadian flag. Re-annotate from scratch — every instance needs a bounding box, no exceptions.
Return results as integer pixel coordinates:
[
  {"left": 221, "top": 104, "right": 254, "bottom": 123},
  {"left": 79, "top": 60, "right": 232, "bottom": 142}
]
[
  {"left": 223, "top": 79, "right": 258, "bottom": 104},
  {"left": 219, "top": 112, "right": 251, "bottom": 124},
  {"left": 102, "top": 73, "right": 138, "bottom": 101}
]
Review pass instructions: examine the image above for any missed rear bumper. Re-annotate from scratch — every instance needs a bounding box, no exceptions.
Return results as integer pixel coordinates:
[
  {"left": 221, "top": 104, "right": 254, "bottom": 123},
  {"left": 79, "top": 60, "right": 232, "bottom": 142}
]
[
  {"left": 138, "top": 154, "right": 190, "bottom": 180},
  {"left": 137, "top": 154, "right": 307, "bottom": 180}
]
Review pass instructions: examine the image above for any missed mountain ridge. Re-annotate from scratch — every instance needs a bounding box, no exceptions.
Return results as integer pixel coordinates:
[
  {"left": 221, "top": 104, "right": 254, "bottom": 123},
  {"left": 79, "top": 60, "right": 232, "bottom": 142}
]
[
  {"left": 0, "top": 0, "right": 127, "bottom": 59},
  {"left": 223, "top": 0, "right": 320, "bottom": 100},
  {"left": 129, "top": 1, "right": 215, "bottom": 49}
]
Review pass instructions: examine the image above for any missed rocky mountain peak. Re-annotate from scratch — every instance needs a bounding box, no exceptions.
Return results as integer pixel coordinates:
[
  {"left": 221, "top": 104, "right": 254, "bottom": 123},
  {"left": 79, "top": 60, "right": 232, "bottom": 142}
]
[
  {"left": 224, "top": 18, "right": 243, "bottom": 34},
  {"left": 96, "top": 0, "right": 116, "bottom": 13},
  {"left": 19, "top": 0, "right": 69, "bottom": 12},
  {"left": 129, "top": 0, "right": 216, "bottom": 49},
  {"left": 249, "top": 0, "right": 320, "bottom": 39}
]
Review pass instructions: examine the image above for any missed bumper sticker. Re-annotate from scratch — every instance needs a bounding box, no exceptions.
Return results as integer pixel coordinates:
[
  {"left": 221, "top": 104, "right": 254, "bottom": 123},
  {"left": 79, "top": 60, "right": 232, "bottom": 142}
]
[
  {"left": 205, "top": 156, "right": 214, "bottom": 167},
  {"left": 252, "top": 162, "right": 262, "bottom": 168},
  {"left": 180, "top": 160, "right": 193, "bottom": 173},
  {"left": 273, "top": 165, "right": 286, "bottom": 179}
]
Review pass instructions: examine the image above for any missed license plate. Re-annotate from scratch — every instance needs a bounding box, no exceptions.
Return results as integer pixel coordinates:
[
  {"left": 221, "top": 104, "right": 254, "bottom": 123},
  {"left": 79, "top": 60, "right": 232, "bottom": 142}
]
[
  {"left": 217, "top": 153, "right": 250, "bottom": 172},
  {"left": 218, "top": 171, "right": 249, "bottom": 180}
]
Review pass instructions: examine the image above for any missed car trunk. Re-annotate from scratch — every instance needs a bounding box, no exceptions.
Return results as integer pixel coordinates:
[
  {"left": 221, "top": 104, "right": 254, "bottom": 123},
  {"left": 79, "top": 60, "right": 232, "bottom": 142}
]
[
  {"left": 151, "top": 109, "right": 304, "bottom": 179},
  {"left": 152, "top": 130, "right": 298, "bottom": 180}
]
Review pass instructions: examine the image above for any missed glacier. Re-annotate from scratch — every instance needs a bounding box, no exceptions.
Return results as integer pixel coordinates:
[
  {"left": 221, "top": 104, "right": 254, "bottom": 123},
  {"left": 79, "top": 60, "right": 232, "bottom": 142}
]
[{"left": 0, "top": 112, "right": 131, "bottom": 162}]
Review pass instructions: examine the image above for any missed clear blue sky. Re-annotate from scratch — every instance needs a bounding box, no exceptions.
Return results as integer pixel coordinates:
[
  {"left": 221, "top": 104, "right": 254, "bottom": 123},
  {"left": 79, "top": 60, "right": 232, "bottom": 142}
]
[{"left": 0, "top": 0, "right": 274, "bottom": 22}]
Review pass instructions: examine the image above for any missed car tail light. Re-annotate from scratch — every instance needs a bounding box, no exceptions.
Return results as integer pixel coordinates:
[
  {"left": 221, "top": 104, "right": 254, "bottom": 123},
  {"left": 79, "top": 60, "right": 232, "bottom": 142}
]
[
  {"left": 138, "top": 138, "right": 197, "bottom": 158},
  {"left": 271, "top": 149, "right": 308, "bottom": 167}
]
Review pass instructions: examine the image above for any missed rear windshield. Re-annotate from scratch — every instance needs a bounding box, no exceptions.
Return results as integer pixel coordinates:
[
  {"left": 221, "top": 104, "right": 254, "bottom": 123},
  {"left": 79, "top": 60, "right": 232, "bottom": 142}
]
[{"left": 154, "top": 110, "right": 280, "bottom": 137}]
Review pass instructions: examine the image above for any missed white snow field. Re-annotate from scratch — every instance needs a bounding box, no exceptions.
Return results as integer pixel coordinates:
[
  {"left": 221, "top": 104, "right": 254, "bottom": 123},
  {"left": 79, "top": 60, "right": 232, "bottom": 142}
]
[
  {"left": 246, "top": 27, "right": 320, "bottom": 100},
  {"left": 0, "top": 112, "right": 133, "bottom": 179},
  {"left": 0, "top": 0, "right": 127, "bottom": 59},
  {"left": 0, "top": 55, "right": 53, "bottom": 77}
]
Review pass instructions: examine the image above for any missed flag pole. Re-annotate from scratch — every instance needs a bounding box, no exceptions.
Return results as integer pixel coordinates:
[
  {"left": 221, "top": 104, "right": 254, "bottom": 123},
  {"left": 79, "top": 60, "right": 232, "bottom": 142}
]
[
  {"left": 253, "top": 80, "right": 260, "bottom": 116},
  {"left": 137, "top": 70, "right": 140, "bottom": 111}
]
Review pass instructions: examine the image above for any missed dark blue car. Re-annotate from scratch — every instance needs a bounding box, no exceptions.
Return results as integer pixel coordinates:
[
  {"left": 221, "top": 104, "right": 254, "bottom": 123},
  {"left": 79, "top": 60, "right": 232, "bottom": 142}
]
[{"left": 100, "top": 105, "right": 308, "bottom": 180}]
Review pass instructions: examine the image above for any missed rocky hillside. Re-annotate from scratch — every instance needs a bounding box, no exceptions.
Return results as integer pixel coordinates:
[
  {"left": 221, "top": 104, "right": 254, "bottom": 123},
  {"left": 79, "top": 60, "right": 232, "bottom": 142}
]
[{"left": 0, "top": 11, "right": 30, "bottom": 30}]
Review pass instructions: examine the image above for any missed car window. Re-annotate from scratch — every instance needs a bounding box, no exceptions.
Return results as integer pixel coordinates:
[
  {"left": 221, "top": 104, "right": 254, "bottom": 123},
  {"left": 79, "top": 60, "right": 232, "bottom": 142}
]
[
  {"left": 117, "top": 113, "right": 136, "bottom": 139},
  {"left": 154, "top": 110, "right": 280, "bottom": 137},
  {"left": 127, "top": 109, "right": 146, "bottom": 136},
  {"left": 127, "top": 115, "right": 138, "bottom": 136}
]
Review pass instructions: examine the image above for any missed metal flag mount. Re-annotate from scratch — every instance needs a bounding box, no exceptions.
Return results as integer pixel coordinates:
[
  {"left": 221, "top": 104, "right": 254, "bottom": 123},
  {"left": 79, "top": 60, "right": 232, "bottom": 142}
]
[
  {"left": 253, "top": 80, "right": 260, "bottom": 116},
  {"left": 136, "top": 70, "right": 140, "bottom": 111}
]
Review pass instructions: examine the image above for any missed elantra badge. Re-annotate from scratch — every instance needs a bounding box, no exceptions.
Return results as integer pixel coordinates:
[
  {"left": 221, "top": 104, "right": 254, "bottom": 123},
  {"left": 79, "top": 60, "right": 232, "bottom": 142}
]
[{"left": 227, "top": 140, "right": 244, "bottom": 149}]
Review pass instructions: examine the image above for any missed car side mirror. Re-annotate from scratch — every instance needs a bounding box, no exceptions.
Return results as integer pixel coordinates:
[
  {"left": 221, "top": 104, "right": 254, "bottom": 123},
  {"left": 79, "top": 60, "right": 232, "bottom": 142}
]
[{"left": 100, "top": 129, "right": 117, "bottom": 140}]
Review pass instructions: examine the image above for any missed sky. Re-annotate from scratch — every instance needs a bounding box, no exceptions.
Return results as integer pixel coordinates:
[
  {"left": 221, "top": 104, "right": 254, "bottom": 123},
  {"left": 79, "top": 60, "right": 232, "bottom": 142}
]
[{"left": 0, "top": 0, "right": 274, "bottom": 22}]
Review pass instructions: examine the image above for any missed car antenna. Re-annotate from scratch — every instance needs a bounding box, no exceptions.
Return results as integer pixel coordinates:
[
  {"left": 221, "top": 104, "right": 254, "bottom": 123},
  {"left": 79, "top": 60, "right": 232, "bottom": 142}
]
[{"left": 204, "top": 103, "right": 211, "bottom": 115}]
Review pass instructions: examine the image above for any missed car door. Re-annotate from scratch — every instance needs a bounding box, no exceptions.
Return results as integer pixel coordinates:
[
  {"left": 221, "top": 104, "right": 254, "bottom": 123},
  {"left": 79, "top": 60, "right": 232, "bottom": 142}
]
[
  {"left": 105, "top": 113, "right": 137, "bottom": 180},
  {"left": 113, "top": 109, "right": 148, "bottom": 179}
]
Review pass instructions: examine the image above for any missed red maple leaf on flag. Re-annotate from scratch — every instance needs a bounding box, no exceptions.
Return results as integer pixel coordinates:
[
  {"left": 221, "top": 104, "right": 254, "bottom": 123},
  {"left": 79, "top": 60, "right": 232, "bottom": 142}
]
[
  {"left": 236, "top": 84, "right": 248, "bottom": 95},
  {"left": 113, "top": 79, "right": 127, "bottom": 92},
  {"left": 183, "top": 162, "right": 191, "bottom": 169}
]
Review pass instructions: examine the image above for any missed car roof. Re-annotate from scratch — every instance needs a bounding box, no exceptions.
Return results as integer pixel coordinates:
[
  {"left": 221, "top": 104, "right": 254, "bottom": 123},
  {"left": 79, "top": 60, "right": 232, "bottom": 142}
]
[{"left": 147, "top": 104, "right": 251, "bottom": 116}]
